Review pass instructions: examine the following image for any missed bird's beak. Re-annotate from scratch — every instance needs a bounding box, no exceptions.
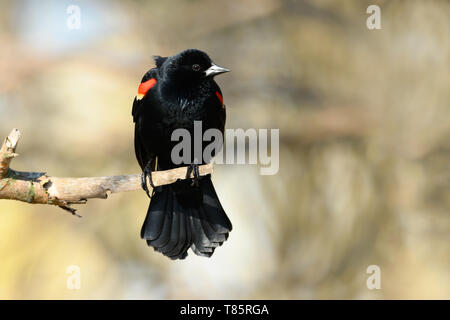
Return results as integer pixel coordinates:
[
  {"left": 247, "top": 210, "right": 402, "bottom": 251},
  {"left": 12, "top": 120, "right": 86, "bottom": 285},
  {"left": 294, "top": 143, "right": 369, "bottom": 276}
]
[{"left": 205, "top": 63, "right": 230, "bottom": 77}]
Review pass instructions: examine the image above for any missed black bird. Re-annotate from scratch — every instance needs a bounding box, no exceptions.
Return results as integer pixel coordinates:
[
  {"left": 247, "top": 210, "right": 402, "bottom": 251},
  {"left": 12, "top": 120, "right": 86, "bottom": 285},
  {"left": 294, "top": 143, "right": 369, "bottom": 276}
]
[{"left": 132, "top": 49, "right": 232, "bottom": 260}]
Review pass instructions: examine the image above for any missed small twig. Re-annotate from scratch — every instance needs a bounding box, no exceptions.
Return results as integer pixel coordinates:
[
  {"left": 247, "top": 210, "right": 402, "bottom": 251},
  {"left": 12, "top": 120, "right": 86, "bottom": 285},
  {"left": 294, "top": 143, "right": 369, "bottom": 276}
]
[{"left": 0, "top": 128, "right": 21, "bottom": 178}]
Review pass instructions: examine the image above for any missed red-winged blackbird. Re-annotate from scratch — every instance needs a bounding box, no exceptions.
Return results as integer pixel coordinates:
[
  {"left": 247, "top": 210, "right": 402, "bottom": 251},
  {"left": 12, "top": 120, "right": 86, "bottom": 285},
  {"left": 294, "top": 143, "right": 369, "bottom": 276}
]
[{"left": 132, "top": 49, "right": 232, "bottom": 260}]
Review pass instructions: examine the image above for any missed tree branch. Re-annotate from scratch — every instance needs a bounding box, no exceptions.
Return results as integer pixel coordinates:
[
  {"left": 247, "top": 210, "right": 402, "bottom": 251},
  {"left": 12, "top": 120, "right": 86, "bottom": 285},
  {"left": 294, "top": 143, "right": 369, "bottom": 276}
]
[{"left": 0, "top": 129, "right": 213, "bottom": 216}]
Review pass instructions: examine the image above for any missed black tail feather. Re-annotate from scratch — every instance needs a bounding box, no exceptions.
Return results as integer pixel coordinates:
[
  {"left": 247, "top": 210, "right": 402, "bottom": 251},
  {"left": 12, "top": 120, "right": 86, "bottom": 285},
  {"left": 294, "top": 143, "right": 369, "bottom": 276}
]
[
  {"left": 165, "top": 198, "right": 188, "bottom": 259},
  {"left": 140, "top": 188, "right": 169, "bottom": 241},
  {"left": 156, "top": 198, "right": 180, "bottom": 254},
  {"left": 146, "top": 190, "right": 173, "bottom": 248},
  {"left": 140, "top": 176, "right": 231, "bottom": 259},
  {"left": 173, "top": 212, "right": 191, "bottom": 260}
]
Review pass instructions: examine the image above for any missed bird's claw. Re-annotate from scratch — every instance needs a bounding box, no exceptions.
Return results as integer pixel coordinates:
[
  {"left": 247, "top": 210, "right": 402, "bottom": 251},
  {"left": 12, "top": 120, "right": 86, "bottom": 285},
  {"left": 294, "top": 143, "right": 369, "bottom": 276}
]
[
  {"left": 186, "top": 164, "right": 200, "bottom": 187},
  {"left": 141, "top": 160, "right": 155, "bottom": 198}
]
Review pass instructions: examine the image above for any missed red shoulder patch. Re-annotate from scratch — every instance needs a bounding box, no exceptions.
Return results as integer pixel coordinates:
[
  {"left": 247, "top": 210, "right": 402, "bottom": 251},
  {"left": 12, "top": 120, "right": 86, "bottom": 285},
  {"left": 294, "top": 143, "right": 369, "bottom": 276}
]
[
  {"left": 137, "top": 78, "right": 157, "bottom": 100},
  {"left": 215, "top": 91, "right": 224, "bottom": 106}
]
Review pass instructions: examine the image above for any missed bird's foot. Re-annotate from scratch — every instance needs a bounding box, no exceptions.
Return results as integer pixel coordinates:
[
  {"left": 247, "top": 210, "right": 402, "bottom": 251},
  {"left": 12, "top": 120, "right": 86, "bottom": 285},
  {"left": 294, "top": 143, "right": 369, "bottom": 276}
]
[
  {"left": 186, "top": 163, "right": 200, "bottom": 187},
  {"left": 141, "top": 160, "right": 155, "bottom": 198}
]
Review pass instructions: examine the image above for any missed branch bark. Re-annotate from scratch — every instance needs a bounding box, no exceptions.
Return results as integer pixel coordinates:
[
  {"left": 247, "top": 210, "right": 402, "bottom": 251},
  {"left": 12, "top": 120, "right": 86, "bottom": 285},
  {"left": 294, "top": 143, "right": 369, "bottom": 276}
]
[{"left": 0, "top": 129, "right": 213, "bottom": 216}]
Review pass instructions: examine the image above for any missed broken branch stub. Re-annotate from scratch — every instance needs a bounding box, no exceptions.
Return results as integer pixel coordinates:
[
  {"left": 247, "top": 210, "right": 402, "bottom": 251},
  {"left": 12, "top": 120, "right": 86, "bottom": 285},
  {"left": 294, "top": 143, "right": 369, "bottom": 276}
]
[{"left": 0, "top": 129, "right": 213, "bottom": 215}]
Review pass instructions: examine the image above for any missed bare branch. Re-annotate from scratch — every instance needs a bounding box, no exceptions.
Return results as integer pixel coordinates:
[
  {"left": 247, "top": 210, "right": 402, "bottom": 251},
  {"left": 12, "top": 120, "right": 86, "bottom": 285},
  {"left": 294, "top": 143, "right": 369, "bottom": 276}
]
[{"left": 0, "top": 129, "right": 213, "bottom": 216}]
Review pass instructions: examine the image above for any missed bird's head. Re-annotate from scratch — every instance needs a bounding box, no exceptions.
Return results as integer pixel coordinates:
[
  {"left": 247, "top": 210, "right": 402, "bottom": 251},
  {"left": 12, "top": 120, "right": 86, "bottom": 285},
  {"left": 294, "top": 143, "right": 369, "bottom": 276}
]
[{"left": 156, "top": 49, "right": 229, "bottom": 84}]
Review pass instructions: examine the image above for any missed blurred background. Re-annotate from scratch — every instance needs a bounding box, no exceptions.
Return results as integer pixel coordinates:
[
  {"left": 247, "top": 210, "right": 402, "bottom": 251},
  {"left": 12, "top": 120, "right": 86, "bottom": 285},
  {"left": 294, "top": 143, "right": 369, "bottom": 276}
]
[{"left": 0, "top": 0, "right": 449, "bottom": 299}]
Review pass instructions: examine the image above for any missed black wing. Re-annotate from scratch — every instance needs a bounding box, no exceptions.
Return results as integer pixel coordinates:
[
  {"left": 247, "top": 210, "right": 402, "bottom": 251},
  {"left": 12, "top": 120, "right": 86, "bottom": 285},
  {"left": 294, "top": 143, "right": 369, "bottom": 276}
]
[
  {"left": 132, "top": 68, "right": 159, "bottom": 171},
  {"left": 133, "top": 115, "right": 149, "bottom": 170},
  {"left": 132, "top": 68, "right": 159, "bottom": 122}
]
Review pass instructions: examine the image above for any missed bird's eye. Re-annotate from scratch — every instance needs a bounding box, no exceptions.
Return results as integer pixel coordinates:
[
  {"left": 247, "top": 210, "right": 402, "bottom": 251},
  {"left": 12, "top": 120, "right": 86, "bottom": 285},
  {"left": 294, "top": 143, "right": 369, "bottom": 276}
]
[{"left": 192, "top": 64, "right": 201, "bottom": 71}]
